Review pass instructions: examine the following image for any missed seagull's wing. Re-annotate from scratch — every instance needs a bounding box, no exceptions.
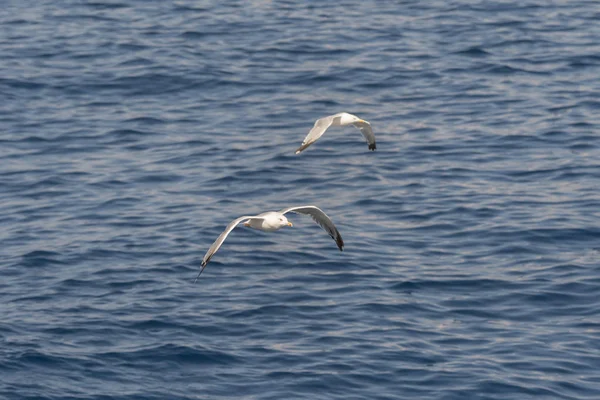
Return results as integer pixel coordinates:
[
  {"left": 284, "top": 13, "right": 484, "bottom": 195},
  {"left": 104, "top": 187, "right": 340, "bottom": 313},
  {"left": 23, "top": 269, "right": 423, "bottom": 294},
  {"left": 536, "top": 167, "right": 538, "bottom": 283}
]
[
  {"left": 353, "top": 120, "right": 376, "bottom": 151},
  {"left": 195, "top": 215, "right": 264, "bottom": 281},
  {"left": 279, "top": 205, "right": 344, "bottom": 251},
  {"left": 295, "top": 115, "right": 337, "bottom": 154}
]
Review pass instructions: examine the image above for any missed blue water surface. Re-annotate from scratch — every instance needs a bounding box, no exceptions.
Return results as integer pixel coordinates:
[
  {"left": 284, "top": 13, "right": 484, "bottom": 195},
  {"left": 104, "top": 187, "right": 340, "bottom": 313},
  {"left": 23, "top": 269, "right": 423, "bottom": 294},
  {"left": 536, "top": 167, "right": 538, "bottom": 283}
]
[{"left": 1, "top": 1, "right": 600, "bottom": 399}]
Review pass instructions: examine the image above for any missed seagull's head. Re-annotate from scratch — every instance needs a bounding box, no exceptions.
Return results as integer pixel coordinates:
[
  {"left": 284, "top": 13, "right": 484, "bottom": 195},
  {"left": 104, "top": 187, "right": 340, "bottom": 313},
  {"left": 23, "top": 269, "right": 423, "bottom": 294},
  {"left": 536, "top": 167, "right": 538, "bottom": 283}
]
[
  {"left": 340, "top": 113, "right": 364, "bottom": 125},
  {"left": 279, "top": 215, "right": 293, "bottom": 228}
]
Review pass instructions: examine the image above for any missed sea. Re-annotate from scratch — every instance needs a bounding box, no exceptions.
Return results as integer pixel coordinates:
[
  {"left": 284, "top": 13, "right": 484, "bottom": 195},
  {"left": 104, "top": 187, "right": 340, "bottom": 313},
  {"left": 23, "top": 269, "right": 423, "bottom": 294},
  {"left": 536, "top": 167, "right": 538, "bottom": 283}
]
[{"left": 1, "top": 1, "right": 600, "bottom": 399}]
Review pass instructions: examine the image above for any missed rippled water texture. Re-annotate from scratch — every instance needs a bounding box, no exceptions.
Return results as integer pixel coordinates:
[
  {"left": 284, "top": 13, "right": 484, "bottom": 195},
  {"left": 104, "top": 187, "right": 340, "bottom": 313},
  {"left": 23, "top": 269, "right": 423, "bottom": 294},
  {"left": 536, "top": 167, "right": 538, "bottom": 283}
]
[{"left": 1, "top": 1, "right": 600, "bottom": 399}]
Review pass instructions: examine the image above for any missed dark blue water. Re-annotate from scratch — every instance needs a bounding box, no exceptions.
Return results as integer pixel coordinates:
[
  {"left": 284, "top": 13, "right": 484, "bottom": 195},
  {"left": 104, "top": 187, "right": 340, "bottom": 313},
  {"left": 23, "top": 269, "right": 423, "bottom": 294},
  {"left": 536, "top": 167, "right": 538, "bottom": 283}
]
[{"left": 2, "top": 1, "right": 600, "bottom": 399}]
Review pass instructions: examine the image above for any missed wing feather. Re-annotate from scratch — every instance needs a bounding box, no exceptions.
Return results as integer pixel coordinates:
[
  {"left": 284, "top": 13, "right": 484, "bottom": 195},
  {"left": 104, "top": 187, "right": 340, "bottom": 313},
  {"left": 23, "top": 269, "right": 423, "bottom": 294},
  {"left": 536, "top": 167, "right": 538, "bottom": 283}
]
[
  {"left": 279, "top": 205, "right": 344, "bottom": 251},
  {"left": 353, "top": 120, "right": 376, "bottom": 150},
  {"left": 294, "top": 115, "right": 337, "bottom": 154},
  {"left": 195, "top": 215, "right": 263, "bottom": 281}
]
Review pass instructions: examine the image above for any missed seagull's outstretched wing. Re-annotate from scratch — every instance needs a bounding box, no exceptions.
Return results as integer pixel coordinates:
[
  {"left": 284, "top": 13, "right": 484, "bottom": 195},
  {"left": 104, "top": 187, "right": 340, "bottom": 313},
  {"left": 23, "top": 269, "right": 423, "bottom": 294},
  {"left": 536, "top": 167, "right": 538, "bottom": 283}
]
[
  {"left": 195, "top": 215, "right": 264, "bottom": 281},
  {"left": 279, "top": 205, "right": 344, "bottom": 251},
  {"left": 353, "top": 120, "right": 376, "bottom": 151},
  {"left": 295, "top": 114, "right": 339, "bottom": 154}
]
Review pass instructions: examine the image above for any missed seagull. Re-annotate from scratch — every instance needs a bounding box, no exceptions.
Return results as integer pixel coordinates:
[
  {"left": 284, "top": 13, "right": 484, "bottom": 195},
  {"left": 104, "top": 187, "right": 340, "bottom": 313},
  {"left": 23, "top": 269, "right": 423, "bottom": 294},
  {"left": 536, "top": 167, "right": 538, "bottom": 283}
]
[
  {"left": 194, "top": 205, "right": 344, "bottom": 281},
  {"left": 295, "top": 112, "right": 376, "bottom": 154}
]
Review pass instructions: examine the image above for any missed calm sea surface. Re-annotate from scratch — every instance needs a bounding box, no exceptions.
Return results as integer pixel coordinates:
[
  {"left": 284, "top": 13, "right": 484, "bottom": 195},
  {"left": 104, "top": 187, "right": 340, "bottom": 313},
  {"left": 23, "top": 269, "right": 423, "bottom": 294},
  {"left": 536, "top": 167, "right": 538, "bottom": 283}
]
[{"left": 2, "top": 1, "right": 600, "bottom": 399}]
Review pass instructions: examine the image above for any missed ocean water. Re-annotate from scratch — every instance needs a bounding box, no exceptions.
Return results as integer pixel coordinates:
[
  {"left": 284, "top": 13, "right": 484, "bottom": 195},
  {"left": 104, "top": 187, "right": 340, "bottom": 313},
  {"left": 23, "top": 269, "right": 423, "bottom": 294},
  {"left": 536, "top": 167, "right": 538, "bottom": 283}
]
[{"left": 1, "top": 1, "right": 600, "bottom": 399}]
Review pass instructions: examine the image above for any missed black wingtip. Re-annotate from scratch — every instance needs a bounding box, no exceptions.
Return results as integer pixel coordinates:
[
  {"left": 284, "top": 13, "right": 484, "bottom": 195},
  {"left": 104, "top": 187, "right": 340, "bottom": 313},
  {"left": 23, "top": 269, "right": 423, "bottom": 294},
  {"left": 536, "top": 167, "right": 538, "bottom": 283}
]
[
  {"left": 368, "top": 143, "right": 376, "bottom": 151},
  {"left": 193, "top": 261, "right": 208, "bottom": 283},
  {"left": 337, "top": 237, "right": 344, "bottom": 251},
  {"left": 295, "top": 143, "right": 309, "bottom": 154}
]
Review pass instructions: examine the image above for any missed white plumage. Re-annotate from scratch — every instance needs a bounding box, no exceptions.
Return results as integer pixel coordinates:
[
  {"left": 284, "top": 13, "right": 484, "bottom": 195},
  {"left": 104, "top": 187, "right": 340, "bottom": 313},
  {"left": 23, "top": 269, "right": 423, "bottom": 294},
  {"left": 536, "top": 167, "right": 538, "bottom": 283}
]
[
  {"left": 195, "top": 205, "right": 344, "bottom": 281},
  {"left": 295, "top": 112, "right": 376, "bottom": 154}
]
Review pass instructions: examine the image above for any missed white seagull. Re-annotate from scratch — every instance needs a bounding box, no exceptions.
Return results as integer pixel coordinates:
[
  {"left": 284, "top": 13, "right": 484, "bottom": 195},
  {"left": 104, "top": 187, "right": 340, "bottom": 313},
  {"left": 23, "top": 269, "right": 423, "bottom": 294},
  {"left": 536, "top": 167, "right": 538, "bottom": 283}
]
[
  {"left": 195, "top": 205, "right": 344, "bottom": 281},
  {"left": 295, "top": 112, "right": 376, "bottom": 154}
]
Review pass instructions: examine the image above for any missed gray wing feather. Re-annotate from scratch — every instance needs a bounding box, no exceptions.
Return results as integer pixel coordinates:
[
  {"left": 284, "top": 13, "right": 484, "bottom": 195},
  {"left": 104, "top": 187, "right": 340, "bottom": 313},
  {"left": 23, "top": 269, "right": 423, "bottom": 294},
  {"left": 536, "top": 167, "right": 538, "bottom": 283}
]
[
  {"left": 279, "top": 205, "right": 344, "bottom": 251},
  {"left": 353, "top": 120, "right": 376, "bottom": 151},
  {"left": 195, "top": 215, "right": 263, "bottom": 281},
  {"left": 295, "top": 115, "right": 337, "bottom": 154}
]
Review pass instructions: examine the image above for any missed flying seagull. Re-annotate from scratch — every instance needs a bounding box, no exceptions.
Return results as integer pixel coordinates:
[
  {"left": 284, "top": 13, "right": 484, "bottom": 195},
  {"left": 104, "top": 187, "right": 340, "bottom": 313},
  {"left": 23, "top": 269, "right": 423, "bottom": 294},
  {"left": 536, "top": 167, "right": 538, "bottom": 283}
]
[
  {"left": 295, "top": 112, "right": 376, "bottom": 154},
  {"left": 195, "top": 205, "right": 344, "bottom": 281}
]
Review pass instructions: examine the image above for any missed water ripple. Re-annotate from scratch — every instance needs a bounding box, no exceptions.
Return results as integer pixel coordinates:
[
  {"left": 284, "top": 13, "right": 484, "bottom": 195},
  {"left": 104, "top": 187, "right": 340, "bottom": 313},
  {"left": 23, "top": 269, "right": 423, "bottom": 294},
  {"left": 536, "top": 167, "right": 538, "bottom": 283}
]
[{"left": 1, "top": 1, "right": 600, "bottom": 399}]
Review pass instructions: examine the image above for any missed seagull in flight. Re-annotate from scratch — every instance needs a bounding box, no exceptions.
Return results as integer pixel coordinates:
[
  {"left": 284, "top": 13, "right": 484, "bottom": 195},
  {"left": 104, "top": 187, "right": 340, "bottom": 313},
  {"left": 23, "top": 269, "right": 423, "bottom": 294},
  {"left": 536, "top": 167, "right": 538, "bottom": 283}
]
[
  {"left": 195, "top": 205, "right": 344, "bottom": 281},
  {"left": 295, "top": 112, "right": 376, "bottom": 154}
]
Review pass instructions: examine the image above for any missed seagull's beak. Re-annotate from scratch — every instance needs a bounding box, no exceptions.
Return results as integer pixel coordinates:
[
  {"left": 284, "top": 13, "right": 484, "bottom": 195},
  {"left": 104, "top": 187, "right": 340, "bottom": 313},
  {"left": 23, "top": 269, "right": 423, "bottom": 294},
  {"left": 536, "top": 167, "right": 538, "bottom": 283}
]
[
  {"left": 287, "top": 222, "right": 293, "bottom": 227},
  {"left": 357, "top": 119, "right": 366, "bottom": 123}
]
